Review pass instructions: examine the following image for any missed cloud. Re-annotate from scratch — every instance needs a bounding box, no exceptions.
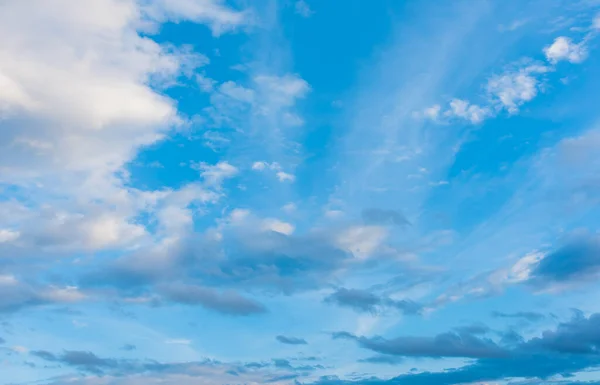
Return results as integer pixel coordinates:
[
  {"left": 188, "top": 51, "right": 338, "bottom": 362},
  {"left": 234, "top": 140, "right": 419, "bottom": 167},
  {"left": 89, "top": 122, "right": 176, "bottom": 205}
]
[
  {"left": 0, "top": 229, "right": 19, "bottom": 243},
  {"left": 253, "top": 74, "right": 310, "bottom": 108},
  {"left": 528, "top": 235, "right": 600, "bottom": 286},
  {"left": 0, "top": 0, "right": 221, "bottom": 184},
  {"left": 261, "top": 219, "right": 295, "bottom": 235},
  {"left": 445, "top": 99, "right": 490, "bottom": 124},
  {"left": 276, "top": 171, "right": 296, "bottom": 182},
  {"left": 251, "top": 161, "right": 296, "bottom": 183},
  {"left": 84, "top": 212, "right": 376, "bottom": 300},
  {"left": 143, "top": 0, "right": 249, "bottom": 36},
  {"left": 487, "top": 64, "right": 549, "bottom": 114},
  {"left": 276, "top": 335, "right": 308, "bottom": 345},
  {"left": 29, "top": 348, "right": 317, "bottom": 384},
  {"left": 325, "top": 288, "right": 422, "bottom": 315},
  {"left": 192, "top": 161, "right": 239, "bottom": 188},
  {"left": 31, "top": 350, "right": 119, "bottom": 375},
  {"left": 159, "top": 283, "right": 267, "bottom": 316},
  {"left": 325, "top": 313, "right": 600, "bottom": 385},
  {"left": 332, "top": 329, "right": 506, "bottom": 359},
  {"left": 544, "top": 37, "right": 588, "bottom": 64},
  {"left": 358, "top": 355, "right": 404, "bottom": 365},
  {"left": 335, "top": 226, "right": 388, "bottom": 259},
  {"left": 0, "top": 275, "right": 85, "bottom": 313},
  {"left": 492, "top": 311, "right": 546, "bottom": 322}
]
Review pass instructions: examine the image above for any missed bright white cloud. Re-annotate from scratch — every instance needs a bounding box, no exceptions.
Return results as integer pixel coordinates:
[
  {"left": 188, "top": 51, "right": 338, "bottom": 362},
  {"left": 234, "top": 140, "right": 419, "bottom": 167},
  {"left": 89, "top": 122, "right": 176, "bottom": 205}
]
[{"left": 544, "top": 36, "right": 588, "bottom": 64}]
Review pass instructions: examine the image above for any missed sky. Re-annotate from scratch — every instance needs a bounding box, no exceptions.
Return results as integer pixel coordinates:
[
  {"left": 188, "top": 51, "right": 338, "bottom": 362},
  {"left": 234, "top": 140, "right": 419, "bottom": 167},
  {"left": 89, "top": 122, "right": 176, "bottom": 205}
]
[{"left": 3, "top": 0, "right": 600, "bottom": 384}]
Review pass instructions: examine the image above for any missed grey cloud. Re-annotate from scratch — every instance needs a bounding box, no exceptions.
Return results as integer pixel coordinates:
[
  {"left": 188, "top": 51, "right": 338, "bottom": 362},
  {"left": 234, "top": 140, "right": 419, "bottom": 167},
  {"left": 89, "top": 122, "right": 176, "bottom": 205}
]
[
  {"left": 361, "top": 209, "right": 409, "bottom": 226},
  {"left": 160, "top": 284, "right": 267, "bottom": 316},
  {"left": 358, "top": 355, "right": 404, "bottom": 365},
  {"left": 529, "top": 236, "right": 600, "bottom": 285},
  {"left": 332, "top": 329, "right": 506, "bottom": 359},
  {"left": 86, "top": 226, "right": 354, "bottom": 299},
  {"left": 492, "top": 311, "right": 545, "bottom": 322},
  {"left": 323, "top": 313, "right": 600, "bottom": 385},
  {"left": 276, "top": 335, "right": 308, "bottom": 345},
  {"left": 0, "top": 279, "right": 82, "bottom": 314},
  {"left": 32, "top": 350, "right": 118, "bottom": 374},
  {"left": 524, "top": 312, "right": 600, "bottom": 354},
  {"left": 30, "top": 348, "right": 321, "bottom": 383},
  {"left": 120, "top": 344, "right": 136, "bottom": 351},
  {"left": 324, "top": 288, "right": 422, "bottom": 315}
]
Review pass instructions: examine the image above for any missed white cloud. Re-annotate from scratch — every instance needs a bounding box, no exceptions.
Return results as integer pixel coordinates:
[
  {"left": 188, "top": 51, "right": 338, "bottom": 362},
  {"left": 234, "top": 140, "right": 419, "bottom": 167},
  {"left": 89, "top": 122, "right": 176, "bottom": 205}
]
[
  {"left": 276, "top": 171, "right": 296, "bottom": 182},
  {"left": 544, "top": 36, "right": 587, "bottom": 64},
  {"left": 142, "top": 0, "right": 248, "bottom": 36},
  {"left": 487, "top": 64, "right": 549, "bottom": 113},
  {"left": 196, "top": 73, "right": 216, "bottom": 92},
  {"left": 335, "top": 225, "right": 388, "bottom": 259},
  {"left": 261, "top": 219, "right": 295, "bottom": 235},
  {"left": 194, "top": 161, "right": 239, "bottom": 187},
  {"left": 254, "top": 74, "right": 310, "bottom": 108},
  {"left": 42, "top": 286, "right": 86, "bottom": 303},
  {"left": 487, "top": 251, "right": 544, "bottom": 286},
  {"left": 251, "top": 161, "right": 268, "bottom": 170},
  {"left": 219, "top": 81, "right": 255, "bottom": 103},
  {"left": 423, "top": 104, "right": 441, "bottom": 120},
  {"left": 594, "top": 13, "right": 600, "bottom": 30},
  {"left": 0, "top": 229, "right": 19, "bottom": 243},
  {"left": 0, "top": 0, "right": 251, "bottom": 262},
  {"left": 251, "top": 161, "right": 295, "bottom": 182},
  {"left": 164, "top": 338, "right": 192, "bottom": 345},
  {"left": 282, "top": 202, "right": 297, "bottom": 213},
  {"left": 446, "top": 99, "right": 490, "bottom": 124}
]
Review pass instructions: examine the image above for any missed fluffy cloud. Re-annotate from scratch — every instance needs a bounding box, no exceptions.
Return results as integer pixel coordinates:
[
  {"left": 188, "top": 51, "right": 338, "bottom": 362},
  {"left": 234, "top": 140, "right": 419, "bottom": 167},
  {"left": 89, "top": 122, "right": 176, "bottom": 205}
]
[
  {"left": 445, "top": 99, "right": 490, "bottom": 124},
  {"left": 487, "top": 64, "right": 549, "bottom": 114},
  {"left": 544, "top": 37, "right": 588, "bottom": 64}
]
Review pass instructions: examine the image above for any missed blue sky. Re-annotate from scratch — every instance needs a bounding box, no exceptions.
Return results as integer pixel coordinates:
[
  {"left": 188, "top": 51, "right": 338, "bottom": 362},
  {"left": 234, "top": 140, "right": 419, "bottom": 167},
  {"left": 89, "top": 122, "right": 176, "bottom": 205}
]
[{"left": 2, "top": 0, "right": 600, "bottom": 384}]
